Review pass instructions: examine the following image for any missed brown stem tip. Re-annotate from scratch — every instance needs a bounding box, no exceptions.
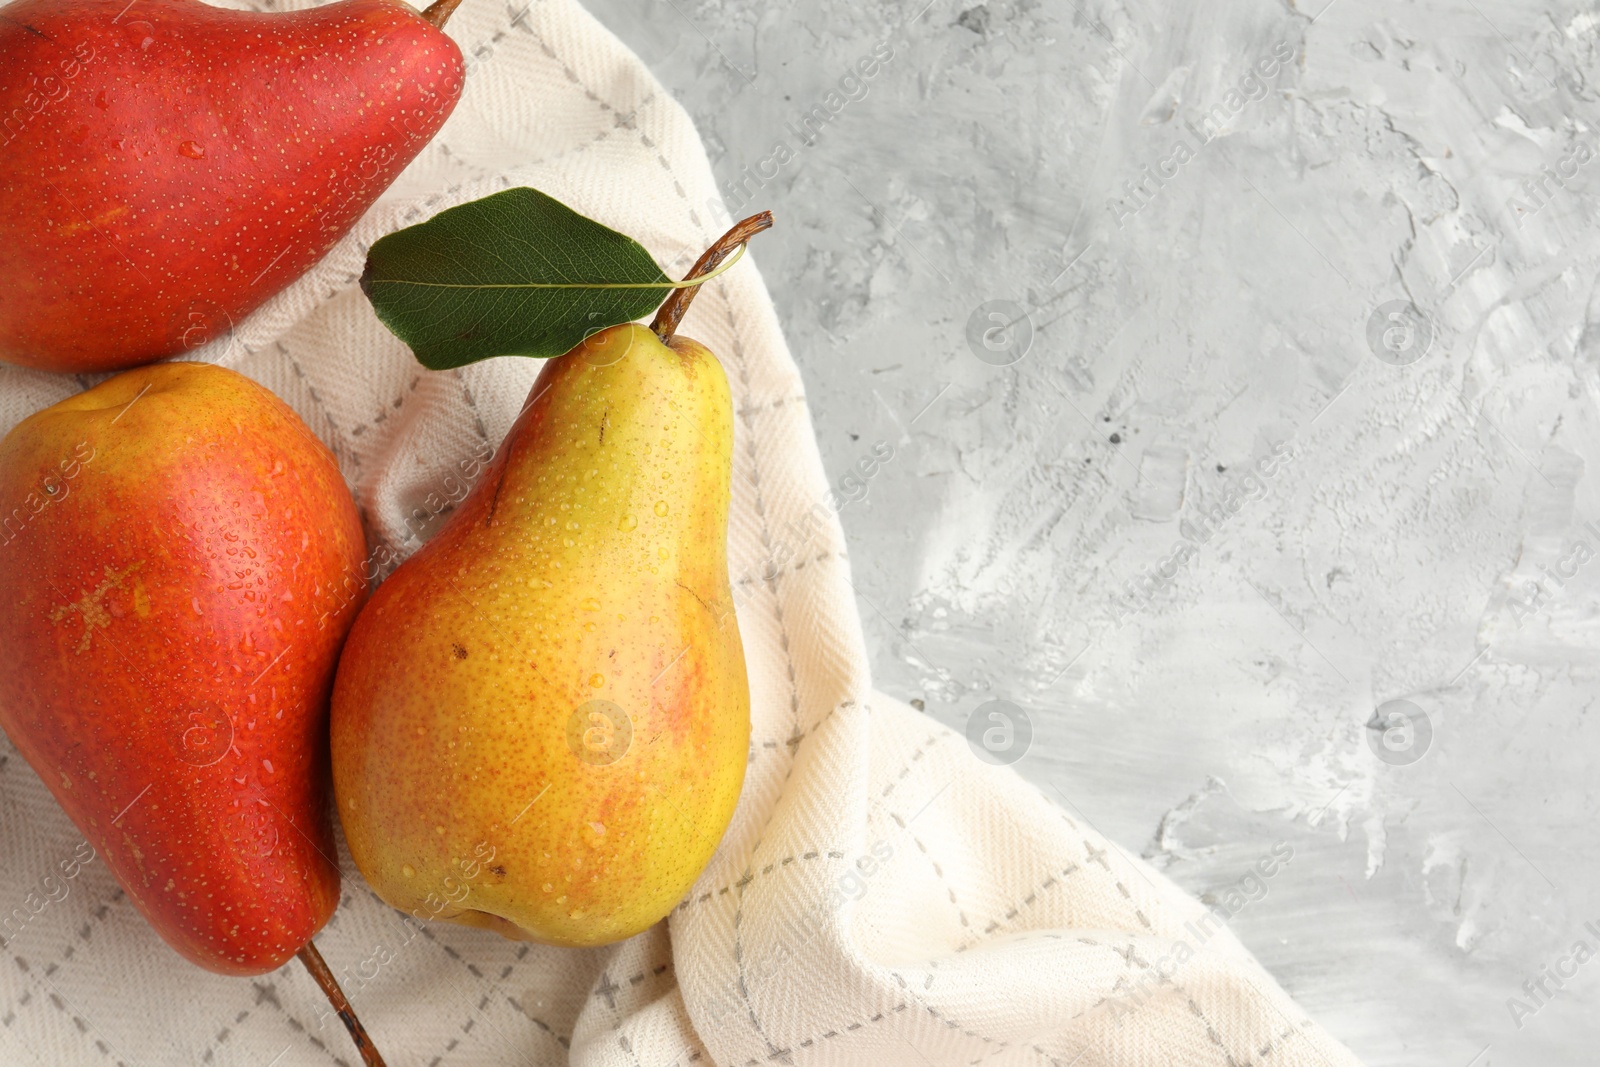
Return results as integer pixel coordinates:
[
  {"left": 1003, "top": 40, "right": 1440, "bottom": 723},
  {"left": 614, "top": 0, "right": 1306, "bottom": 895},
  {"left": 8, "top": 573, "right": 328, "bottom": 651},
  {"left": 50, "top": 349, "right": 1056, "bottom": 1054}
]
[
  {"left": 297, "top": 942, "right": 388, "bottom": 1067},
  {"left": 420, "top": 0, "right": 465, "bottom": 29},
  {"left": 651, "top": 211, "right": 774, "bottom": 345}
]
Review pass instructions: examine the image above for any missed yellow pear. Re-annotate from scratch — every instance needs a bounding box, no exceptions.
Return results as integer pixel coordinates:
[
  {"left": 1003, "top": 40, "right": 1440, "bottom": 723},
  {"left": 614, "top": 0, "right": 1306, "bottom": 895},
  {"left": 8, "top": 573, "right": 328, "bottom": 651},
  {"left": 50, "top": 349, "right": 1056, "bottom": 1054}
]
[{"left": 330, "top": 322, "right": 749, "bottom": 946}]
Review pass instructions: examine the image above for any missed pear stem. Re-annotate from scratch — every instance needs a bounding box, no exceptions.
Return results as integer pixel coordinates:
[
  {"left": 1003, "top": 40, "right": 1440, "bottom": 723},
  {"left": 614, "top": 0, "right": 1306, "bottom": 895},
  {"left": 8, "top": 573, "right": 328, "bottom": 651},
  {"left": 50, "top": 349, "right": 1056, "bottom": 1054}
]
[
  {"left": 297, "top": 941, "right": 388, "bottom": 1067},
  {"left": 650, "top": 212, "right": 774, "bottom": 345},
  {"left": 419, "top": 0, "right": 465, "bottom": 29}
]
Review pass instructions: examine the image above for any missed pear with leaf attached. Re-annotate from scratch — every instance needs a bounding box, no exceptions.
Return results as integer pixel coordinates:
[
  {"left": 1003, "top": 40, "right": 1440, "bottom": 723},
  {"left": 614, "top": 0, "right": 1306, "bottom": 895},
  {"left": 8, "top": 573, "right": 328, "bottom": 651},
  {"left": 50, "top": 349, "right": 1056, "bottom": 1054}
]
[{"left": 330, "top": 276, "right": 754, "bottom": 944}]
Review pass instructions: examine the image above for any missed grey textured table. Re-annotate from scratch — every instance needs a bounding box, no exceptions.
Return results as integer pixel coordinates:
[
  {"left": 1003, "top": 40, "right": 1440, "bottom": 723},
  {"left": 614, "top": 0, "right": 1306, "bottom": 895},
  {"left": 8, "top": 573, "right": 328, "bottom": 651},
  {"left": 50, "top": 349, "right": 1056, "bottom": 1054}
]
[{"left": 577, "top": 0, "right": 1600, "bottom": 1063}]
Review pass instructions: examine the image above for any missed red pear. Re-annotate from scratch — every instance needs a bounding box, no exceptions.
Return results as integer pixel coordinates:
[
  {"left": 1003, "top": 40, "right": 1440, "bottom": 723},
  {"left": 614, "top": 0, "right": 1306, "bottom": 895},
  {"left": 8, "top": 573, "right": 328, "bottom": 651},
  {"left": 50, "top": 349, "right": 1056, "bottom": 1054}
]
[
  {"left": 0, "top": 0, "right": 465, "bottom": 373},
  {"left": 0, "top": 362, "right": 368, "bottom": 975}
]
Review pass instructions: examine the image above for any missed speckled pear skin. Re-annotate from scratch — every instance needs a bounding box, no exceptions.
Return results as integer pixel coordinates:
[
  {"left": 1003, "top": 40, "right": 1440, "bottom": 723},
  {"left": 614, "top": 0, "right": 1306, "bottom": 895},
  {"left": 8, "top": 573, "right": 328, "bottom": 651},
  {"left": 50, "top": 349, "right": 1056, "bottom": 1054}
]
[
  {"left": 0, "top": 0, "right": 464, "bottom": 373},
  {"left": 0, "top": 363, "right": 368, "bottom": 976},
  {"left": 331, "top": 323, "right": 751, "bottom": 947}
]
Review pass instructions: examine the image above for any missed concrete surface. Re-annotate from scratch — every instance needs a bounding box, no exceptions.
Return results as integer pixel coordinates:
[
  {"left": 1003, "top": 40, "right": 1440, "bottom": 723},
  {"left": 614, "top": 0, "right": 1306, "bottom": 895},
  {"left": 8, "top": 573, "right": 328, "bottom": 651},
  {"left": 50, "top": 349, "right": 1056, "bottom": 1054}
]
[{"left": 576, "top": 0, "right": 1600, "bottom": 1063}]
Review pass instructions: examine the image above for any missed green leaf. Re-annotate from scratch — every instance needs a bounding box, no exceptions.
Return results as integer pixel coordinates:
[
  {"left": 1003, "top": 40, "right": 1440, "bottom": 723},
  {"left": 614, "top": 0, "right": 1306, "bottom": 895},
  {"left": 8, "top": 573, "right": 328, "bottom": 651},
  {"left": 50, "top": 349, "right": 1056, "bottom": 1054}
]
[{"left": 360, "top": 188, "right": 675, "bottom": 370}]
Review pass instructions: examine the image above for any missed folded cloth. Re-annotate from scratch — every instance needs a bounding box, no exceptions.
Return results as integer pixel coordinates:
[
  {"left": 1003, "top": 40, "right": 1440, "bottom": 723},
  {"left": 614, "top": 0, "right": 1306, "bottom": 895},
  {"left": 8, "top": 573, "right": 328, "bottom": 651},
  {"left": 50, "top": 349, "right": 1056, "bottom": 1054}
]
[{"left": 0, "top": 0, "right": 1366, "bottom": 1063}]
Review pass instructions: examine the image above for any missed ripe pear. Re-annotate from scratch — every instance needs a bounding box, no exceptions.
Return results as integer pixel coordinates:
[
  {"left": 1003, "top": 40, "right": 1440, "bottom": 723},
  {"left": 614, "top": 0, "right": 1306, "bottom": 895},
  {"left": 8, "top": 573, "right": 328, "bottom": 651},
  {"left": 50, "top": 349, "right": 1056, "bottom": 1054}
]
[
  {"left": 0, "top": 0, "right": 465, "bottom": 373},
  {"left": 331, "top": 322, "right": 750, "bottom": 947},
  {"left": 0, "top": 363, "right": 368, "bottom": 975}
]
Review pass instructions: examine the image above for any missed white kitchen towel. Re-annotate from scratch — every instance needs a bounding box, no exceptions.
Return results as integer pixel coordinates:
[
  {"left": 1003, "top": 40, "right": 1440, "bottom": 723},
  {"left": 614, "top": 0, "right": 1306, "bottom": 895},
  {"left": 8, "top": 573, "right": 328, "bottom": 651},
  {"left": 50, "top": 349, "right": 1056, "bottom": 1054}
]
[{"left": 0, "top": 0, "right": 1366, "bottom": 1064}]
